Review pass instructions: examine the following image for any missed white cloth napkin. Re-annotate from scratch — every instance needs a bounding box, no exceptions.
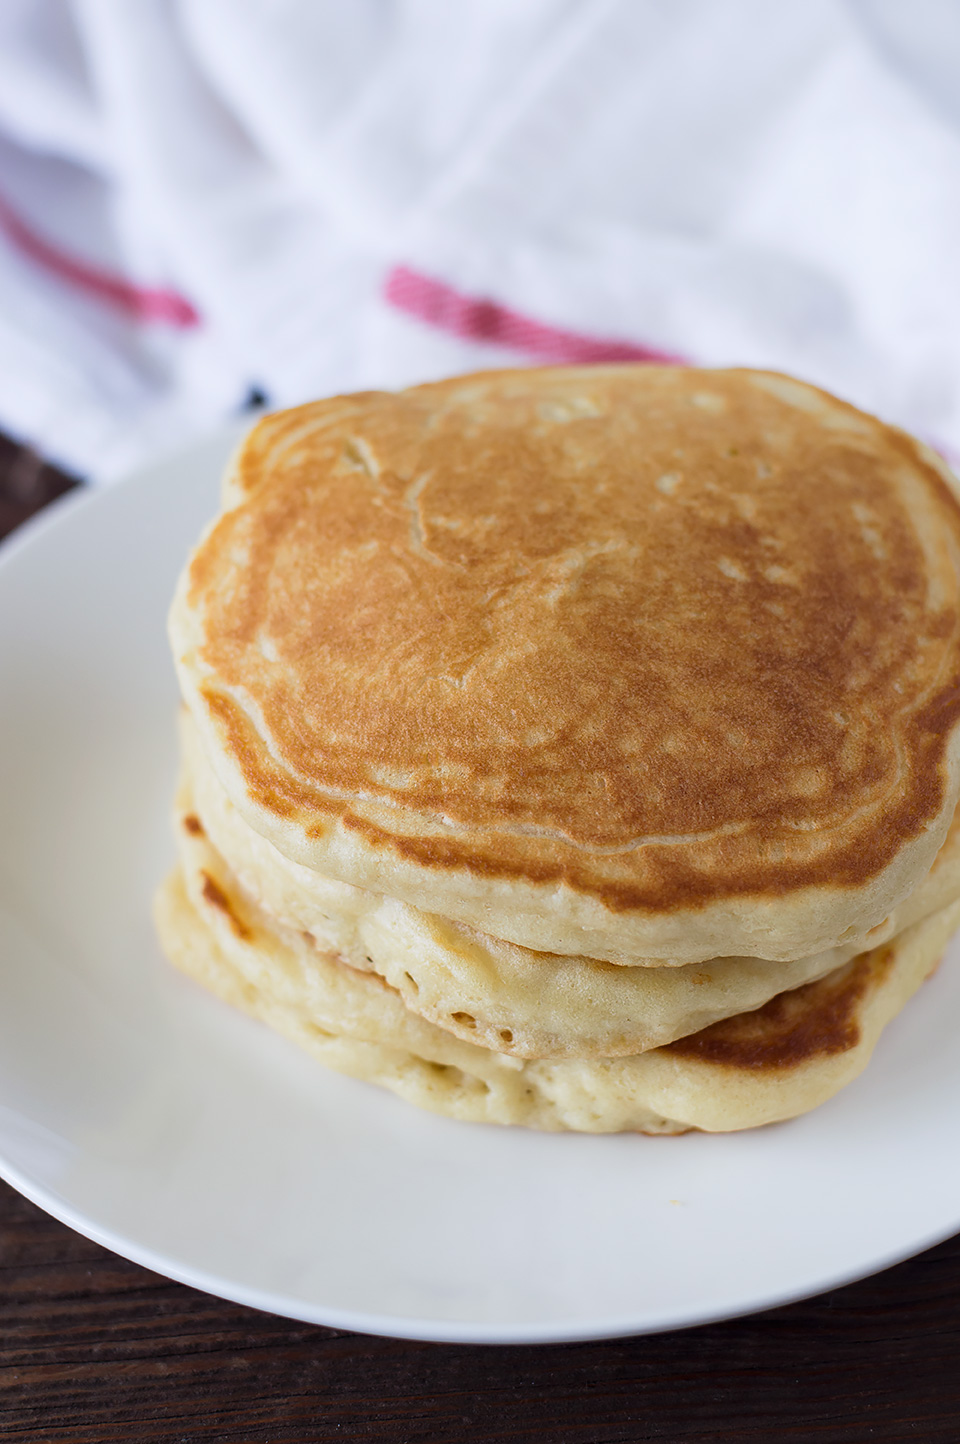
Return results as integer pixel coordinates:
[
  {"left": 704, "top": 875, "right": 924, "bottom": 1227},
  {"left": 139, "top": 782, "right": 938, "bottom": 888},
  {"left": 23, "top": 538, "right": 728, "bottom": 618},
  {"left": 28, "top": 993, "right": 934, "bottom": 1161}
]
[{"left": 0, "top": 0, "right": 958, "bottom": 481}]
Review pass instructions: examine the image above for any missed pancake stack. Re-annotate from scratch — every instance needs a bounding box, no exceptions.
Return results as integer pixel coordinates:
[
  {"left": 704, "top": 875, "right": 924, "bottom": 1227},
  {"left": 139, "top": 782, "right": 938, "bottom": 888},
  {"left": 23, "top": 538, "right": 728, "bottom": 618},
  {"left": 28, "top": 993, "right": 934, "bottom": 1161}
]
[{"left": 156, "top": 366, "right": 960, "bottom": 1133}]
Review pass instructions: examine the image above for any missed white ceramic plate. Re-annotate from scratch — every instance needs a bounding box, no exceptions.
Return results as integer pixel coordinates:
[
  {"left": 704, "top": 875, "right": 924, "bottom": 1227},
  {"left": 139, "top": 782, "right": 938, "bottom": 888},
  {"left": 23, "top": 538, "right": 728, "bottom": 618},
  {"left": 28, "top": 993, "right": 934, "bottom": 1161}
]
[{"left": 0, "top": 430, "right": 959, "bottom": 1345}]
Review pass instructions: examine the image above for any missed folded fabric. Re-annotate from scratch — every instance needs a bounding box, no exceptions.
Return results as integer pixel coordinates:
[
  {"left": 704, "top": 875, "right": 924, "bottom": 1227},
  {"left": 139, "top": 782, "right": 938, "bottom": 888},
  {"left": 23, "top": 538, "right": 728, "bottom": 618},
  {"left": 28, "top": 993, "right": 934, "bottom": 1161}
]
[{"left": 0, "top": 0, "right": 958, "bottom": 480}]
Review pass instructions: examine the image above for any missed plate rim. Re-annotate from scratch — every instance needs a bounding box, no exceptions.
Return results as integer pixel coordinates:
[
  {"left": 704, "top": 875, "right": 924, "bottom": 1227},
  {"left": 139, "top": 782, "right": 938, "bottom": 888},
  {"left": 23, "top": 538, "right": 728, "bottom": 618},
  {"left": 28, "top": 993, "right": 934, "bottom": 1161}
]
[
  {"left": 0, "top": 435, "right": 958, "bottom": 1345},
  {"left": 2, "top": 1147, "right": 957, "bottom": 1345}
]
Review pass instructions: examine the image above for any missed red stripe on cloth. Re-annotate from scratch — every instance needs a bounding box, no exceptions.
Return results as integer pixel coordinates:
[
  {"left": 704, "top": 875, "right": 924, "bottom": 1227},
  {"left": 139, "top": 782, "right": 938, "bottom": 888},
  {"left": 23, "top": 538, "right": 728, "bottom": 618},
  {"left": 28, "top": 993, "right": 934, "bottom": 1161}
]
[
  {"left": 0, "top": 196, "right": 200, "bottom": 328},
  {"left": 384, "top": 265, "right": 683, "bottom": 365}
]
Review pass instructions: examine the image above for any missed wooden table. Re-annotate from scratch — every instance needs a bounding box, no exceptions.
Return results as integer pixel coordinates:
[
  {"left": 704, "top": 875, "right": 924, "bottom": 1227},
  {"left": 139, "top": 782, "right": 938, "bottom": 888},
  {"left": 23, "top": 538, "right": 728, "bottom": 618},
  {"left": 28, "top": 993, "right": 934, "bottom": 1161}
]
[{"left": 1, "top": 446, "right": 959, "bottom": 1442}]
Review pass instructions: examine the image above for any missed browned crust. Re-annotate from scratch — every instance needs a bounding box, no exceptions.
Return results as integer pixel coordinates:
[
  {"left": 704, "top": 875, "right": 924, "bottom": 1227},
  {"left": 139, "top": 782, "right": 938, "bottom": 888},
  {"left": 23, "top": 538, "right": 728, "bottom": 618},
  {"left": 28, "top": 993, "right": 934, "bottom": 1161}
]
[
  {"left": 200, "top": 870, "right": 250, "bottom": 940},
  {"left": 664, "top": 945, "right": 897, "bottom": 1069},
  {"left": 199, "top": 680, "right": 959, "bottom": 915},
  {"left": 183, "top": 366, "right": 960, "bottom": 911}
]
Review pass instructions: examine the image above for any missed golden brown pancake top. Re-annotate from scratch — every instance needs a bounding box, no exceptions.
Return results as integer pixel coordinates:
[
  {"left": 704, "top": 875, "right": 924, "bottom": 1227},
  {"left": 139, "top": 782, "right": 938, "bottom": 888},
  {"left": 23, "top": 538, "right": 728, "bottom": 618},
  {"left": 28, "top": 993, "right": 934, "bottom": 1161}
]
[{"left": 181, "top": 366, "right": 960, "bottom": 914}]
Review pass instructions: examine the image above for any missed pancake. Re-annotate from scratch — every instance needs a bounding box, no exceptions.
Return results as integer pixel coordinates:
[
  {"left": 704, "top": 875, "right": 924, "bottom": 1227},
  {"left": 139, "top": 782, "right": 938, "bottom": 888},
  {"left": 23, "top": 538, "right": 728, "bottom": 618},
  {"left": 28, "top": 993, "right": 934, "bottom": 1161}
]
[
  {"left": 170, "top": 366, "right": 960, "bottom": 966},
  {"left": 181, "top": 714, "right": 960, "bottom": 1058},
  {"left": 156, "top": 807, "right": 960, "bottom": 1134}
]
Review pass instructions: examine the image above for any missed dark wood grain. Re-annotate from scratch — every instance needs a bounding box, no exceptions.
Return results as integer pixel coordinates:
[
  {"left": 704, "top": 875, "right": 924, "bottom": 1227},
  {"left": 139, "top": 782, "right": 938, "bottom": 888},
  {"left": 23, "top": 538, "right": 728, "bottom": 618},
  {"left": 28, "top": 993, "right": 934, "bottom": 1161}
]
[
  {"left": 0, "top": 434, "right": 79, "bottom": 540},
  {"left": 1, "top": 440, "right": 959, "bottom": 1443},
  {"left": 0, "top": 1179, "right": 958, "bottom": 1443}
]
